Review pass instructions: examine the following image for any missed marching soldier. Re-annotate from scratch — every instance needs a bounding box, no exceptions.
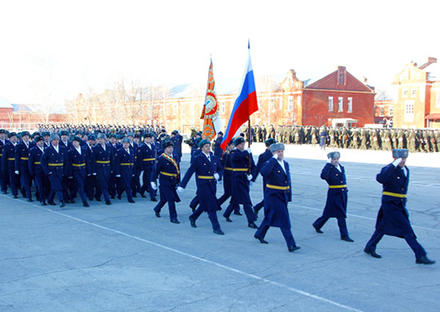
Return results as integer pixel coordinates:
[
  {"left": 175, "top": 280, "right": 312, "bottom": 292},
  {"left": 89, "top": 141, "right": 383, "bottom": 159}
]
[
  {"left": 0, "top": 129, "right": 8, "bottom": 194},
  {"left": 222, "top": 137, "right": 257, "bottom": 228},
  {"left": 28, "top": 136, "right": 48, "bottom": 205},
  {"left": 252, "top": 138, "right": 276, "bottom": 218},
  {"left": 138, "top": 132, "right": 157, "bottom": 201},
  {"left": 213, "top": 131, "right": 224, "bottom": 159},
  {"left": 92, "top": 133, "right": 112, "bottom": 205},
  {"left": 151, "top": 140, "right": 181, "bottom": 224},
  {"left": 114, "top": 138, "right": 136, "bottom": 203},
  {"left": 254, "top": 143, "right": 300, "bottom": 252},
  {"left": 41, "top": 134, "right": 66, "bottom": 207},
  {"left": 217, "top": 140, "right": 236, "bottom": 209},
  {"left": 171, "top": 130, "right": 183, "bottom": 165},
  {"left": 179, "top": 139, "right": 224, "bottom": 235},
  {"left": 85, "top": 134, "right": 96, "bottom": 201},
  {"left": 66, "top": 136, "right": 90, "bottom": 207},
  {"left": 16, "top": 131, "right": 34, "bottom": 201},
  {"left": 364, "top": 149, "right": 435, "bottom": 264},
  {"left": 312, "top": 152, "right": 353, "bottom": 242},
  {"left": 2, "top": 132, "right": 19, "bottom": 198},
  {"left": 108, "top": 133, "right": 119, "bottom": 199}
]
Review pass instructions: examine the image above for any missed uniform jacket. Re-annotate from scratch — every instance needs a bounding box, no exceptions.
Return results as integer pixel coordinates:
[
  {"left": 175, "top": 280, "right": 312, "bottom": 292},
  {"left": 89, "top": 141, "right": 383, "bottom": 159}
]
[{"left": 320, "top": 163, "right": 348, "bottom": 218}]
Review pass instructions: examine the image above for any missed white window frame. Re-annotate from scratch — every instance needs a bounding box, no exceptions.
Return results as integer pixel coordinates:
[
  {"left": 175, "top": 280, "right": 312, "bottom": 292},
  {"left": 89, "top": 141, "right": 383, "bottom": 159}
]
[
  {"left": 338, "top": 97, "right": 343, "bottom": 112},
  {"left": 288, "top": 96, "right": 294, "bottom": 111},
  {"left": 347, "top": 97, "right": 352, "bottom": 113},
  {"left": 411, "top": 88, "right": 417, "bottom": 97},
  {"left": 328, "top": 96, "right": 333, "bottom": 112},
  {"left": 402, "top": 88, "right": 409, "bottom": 98},
  {"left": 404, "top": 100, "right": 414, "bottom": 122}
]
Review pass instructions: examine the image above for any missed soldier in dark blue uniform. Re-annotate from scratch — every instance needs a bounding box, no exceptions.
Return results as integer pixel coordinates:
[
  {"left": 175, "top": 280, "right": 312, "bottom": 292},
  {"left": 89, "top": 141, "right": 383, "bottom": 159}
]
[
  {"left": 15, "top": 131, "right": 33, "bottom": 201},
  {"left": 0, "top": 129, "right": 8, "bottom": 194},
  {"left": 252, "top": 138, "right": 276, "bottom": 217},
  {"left": 217, "top": 140, "right": 235, "bottom": 208},
  {"left": 138, "top": 132, "right": 157, "bottom": 201},
  {"left": 28, "top": 136, "right": 47, "bottom": 205},
  {"left": 59, "top": 130, "right": 74, "bottom": 203},
  {"left": 114, "top": 138, "right": 135, "bottom": 203},
  {"left": 2, "top": 132, "right": 19, "bottom": 198},
  {"left": 66, "top": 136, "right": 90, "bottom": 207},
  {"left": 108, "top": 133, "right": 119, "bottom": 199},
  {"left": 42, "top": 131, "right": 51, "bottom": 149},
  {"left": 41, "top": 134, "right": 66, "bottom": 207},
  {"left": 85, "top": 134, "right": 96, "bottom": 201},
  {"left": 364, "top": 149, "right": 435, "bottom": 264},
  {"left": 127, "top": 133, "right": 141, "bottom": 198},
  {"left": 92, "top": 133, "right": 112, "bottom": 205},
  {"left": 223, "top": 137, "right": 257, "bottom": 228},
  {"left": 151, "top": 140, "right": 181, "bottom": 224},
  {"left": 213, "top": 131, "right": 224, "bottom": 159},
  {"left": 254, "top": 143, "right": 300, "bottom": 252},
  {"left": 171, "top": 130, "right": 183, "bottom": 165},
  {"left": 312, "top": 151, "right": 354, "bottom": 242},
  {"left": 179, "top": 139, "right": 224, "bottom": 235}
]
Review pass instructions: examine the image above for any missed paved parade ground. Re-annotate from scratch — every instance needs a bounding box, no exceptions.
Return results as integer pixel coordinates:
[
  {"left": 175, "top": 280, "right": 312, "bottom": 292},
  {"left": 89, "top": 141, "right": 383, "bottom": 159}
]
[{"left": 1, "top": 151, "right": 439, "bottom": 312}]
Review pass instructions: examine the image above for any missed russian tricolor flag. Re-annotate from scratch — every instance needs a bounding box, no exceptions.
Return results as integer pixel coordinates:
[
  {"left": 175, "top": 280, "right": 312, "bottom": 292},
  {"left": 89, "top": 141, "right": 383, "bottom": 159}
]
[{"left": 220, "top": 43, "right": 258, "bottom": 151}]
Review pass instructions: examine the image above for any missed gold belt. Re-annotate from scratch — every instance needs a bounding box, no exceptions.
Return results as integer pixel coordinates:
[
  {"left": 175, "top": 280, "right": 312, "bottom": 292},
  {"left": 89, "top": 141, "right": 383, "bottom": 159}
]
[
  {"left": 266, "top": 184, "right": 290, "bottom": 190},
  {"left": 20, "top": 157, "right": 29, "bottom": 160},
  {"left": 96, "top": 160, "right": 110, "bottom": 164},
  {"left": 143, "top": 158, "right": 155, "bottom": 161},
  {"left": 34, "top": 162, "right": 41, "bottom": 165},
  {"left": 120, "top": 163, "right": 134, "bottom": 166},
  {"left": 160, "top": 171, "right": 177, "bottom": 177},
  {"left": 329, "top": 185, "right": 347, "bottom": 189},
  {"left": 224, "top": 167, "right": 234, "bottom": 171},
  {"left": 48, "top": 163, "right": 63, "bottom": 167},
  {"left": 7, "top": 157, "right": 14, "bottom": 160},
  {"left": 232, "top": 168, "right": 248, "bottom": 172},
  {"left": 198, "top": 175, "right": 215, "bottom": 180},
  {"left": 72, "top": 163, "right": 86, "bottom": 167},
  {"left": 383, "top": 191, "right": 407, "bottom": 198}
]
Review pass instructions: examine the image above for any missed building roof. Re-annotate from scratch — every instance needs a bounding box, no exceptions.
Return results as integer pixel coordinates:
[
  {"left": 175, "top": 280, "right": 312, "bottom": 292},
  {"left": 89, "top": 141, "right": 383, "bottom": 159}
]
[
  {"left": 12, "top": 104, "right": 34, "bottom": 112},
  {"left": 306, "top": 66, "right": 374, "bottom": 93},
  {"left": 0, "top": 96, "right": 13, "bottom": 109},
  {"left": 425, "top": 62, "right": 440, "bottom": 81}
]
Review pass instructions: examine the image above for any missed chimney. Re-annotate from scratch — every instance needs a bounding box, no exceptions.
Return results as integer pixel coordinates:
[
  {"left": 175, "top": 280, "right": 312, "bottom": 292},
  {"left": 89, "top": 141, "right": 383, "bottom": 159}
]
[
  {"left": 419, "top": 57, "right": 437, "bottom": 70},
  {"left": 337, "top": 66, "right": 346, "bottom": 85},
  {"left": 362, "top": 76, "right": 368, "bottom": 84}
]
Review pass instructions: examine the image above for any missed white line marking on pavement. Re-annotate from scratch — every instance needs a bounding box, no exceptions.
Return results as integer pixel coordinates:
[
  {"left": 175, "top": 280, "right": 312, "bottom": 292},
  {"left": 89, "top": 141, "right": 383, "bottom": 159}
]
[
  {"left": 295, "top": 204, "right": 440, "bottom": 232},
  {"left": 2, "top": 195, "right": 363, "bottom": 312}
]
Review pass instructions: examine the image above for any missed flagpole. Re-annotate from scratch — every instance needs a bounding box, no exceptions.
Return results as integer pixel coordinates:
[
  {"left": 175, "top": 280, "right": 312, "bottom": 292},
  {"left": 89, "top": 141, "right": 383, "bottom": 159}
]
[{"left": 247, "top": 40, "right": 252, "bottom": 172}]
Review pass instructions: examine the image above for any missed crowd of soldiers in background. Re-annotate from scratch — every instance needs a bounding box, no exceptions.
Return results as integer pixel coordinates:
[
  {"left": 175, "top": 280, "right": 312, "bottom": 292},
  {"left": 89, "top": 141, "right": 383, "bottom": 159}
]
[{"left": 244, "top": 125, "right": 440, "bottom": 153}]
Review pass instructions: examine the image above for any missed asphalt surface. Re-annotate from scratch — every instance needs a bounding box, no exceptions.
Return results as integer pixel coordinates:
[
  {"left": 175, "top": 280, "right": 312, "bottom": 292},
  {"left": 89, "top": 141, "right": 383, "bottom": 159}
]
[{"left": 1, "top": 153, "right": 439, "bottom": 312}]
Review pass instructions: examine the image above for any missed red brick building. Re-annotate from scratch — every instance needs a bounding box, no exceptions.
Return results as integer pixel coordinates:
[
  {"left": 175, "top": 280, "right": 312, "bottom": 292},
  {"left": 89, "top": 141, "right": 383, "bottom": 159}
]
[{"left": 300, "top": 66, "right": 375, "bottom": 127}]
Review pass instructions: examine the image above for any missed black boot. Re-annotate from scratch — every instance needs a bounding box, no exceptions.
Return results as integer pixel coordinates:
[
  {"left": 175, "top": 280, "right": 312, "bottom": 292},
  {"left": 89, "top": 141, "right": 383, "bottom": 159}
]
[
  {"left": 213, "top": 229, "right": 225, "bottom": 235},
  {"left": 225, "top": 217, "right": 232, "bottom": 222},
  {"left": 83, "top": 202, "right": 90, "bottom": 207},
  {"left": 364, "top": 248, "right": 382, "bottom": 258},
  {"left": 341, "top": 236, "right": 354, "bottom": 242},
  {"left": 248, "top": 222, "right": 258, "bottom": 229},
  {"left": 105, "top": 200, "right": 111, "bottom": 205},
  {"left": 288, "top": 246, "right": 301, "bottom": 252},
  {"left": 59, "top": 201, "right": 65, "bottom": 208},
  {"left": 416, "top": 255, "right": 435, "bottom": 264},
  {"left": 313, "top": 225, "right": 323, "bottom": 233},
  {"left": 254, "top": 235, "right": 268, "bottom": 244},
  {"left": 189, "top": 216, "right": 197, "bottom": 228}
]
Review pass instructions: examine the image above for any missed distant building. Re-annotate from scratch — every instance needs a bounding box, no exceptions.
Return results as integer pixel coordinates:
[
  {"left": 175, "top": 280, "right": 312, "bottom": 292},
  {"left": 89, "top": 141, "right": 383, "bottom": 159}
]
[
  {"left": 70, "top": 66, "right": 375, "bottom": 130},
  {"left": 374, "top": 99, "right": 394, "bottom": 127},
  {"left": 393, "top": 57, "right": 440, "bottom": 128},
  {"left": 0, "top": 97, "right": 67, "bottom": 131}
]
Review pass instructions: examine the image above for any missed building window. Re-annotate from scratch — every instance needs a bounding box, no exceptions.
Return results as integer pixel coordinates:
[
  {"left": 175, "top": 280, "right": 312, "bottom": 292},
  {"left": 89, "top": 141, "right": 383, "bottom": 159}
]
[
  {"left": 389, "top": 106, "right": 394, "bottom": 116},
  {"left": 288, "top": 96, "right": 294, "bottom": 111},
  {"left": 338, "top": 97, "right": 343, "bottom": 112},
  {"left": 411, "top": 88, "right": 417, "bottom": 97},
  {"left": 347, "top": 97, "right": 352, "bottom": 113},
  {"left": 379, "top": 107, "right": 384, "bottom": 117},
  {"left": 328, "top": 96, "right": 333, "bottom": 112},
  {"left": 436, "top": 92, "right": 440, "bottom": 108},
  {"left": 404, "top": 100, "right": 414, "bottom": 122},
  {"left": 402, "top": 88, "right": 408, "bottom": 98}
]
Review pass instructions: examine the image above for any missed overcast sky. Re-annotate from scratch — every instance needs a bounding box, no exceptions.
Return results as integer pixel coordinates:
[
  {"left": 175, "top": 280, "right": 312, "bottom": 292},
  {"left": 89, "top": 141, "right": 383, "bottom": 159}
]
[{"left": 0, "top": 0, "right": 439, "bottom": 111}]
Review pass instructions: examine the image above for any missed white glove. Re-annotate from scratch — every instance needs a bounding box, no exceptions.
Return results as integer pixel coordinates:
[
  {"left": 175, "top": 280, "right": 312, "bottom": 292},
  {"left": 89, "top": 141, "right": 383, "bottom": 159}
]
[
  {"left": 116, "top": 174, "right": 121, "bottom": 178},
  {"left": 87, "top": 174, "right": 91, "bottom": 176},
  {"left": 247, "top": 148, "right": 252, "bottom": 154},
  {"left": 247, "top": 174, "right": 252, "bottom": 181},
  {"left": 392, "top": 158, "right": 402, "bottom": 167},
  {"left": 151, "top": 182, "right": 157, "bottom": 190},
  {"left": 14, "top": 170, "right": 19, "bottom": 175},
  {"left": 213, "top": 173, "right": 220, "bottom": 181},
  {"left": 92, "top": 173, "right": 96, "bottom": 176},
  {"left": 68, "top": 176, "right": 73, "bottom": 179},
  {"left": 177, "top": 186, "right": 184, "bottom": 193}
]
